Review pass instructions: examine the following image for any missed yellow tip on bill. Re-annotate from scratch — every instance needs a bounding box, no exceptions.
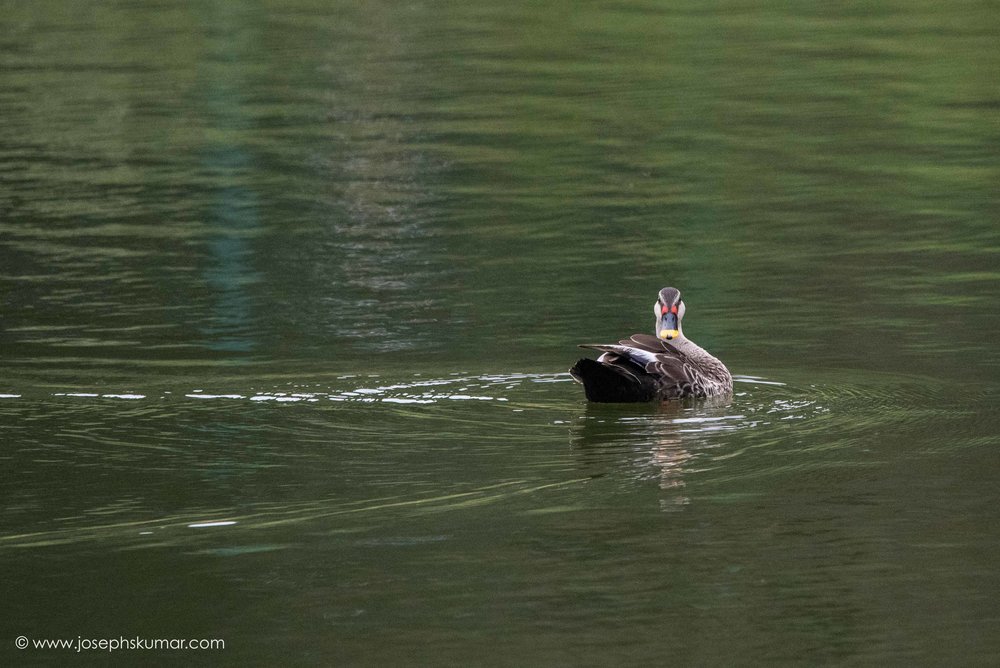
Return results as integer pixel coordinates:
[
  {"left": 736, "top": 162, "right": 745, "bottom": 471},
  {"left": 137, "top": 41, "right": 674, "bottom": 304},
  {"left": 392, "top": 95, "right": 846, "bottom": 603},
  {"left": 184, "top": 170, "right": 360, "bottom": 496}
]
[{"left": 660, "top": 329, "right": 679, "bottom": 340}]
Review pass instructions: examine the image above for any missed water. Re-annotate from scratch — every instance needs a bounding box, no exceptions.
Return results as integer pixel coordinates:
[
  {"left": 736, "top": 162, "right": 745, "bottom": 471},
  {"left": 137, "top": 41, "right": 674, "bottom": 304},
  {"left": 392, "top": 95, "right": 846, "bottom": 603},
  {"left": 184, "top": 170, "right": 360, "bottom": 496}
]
[{"left": 2, "top": 0, "right": 999, "bottom": 664}]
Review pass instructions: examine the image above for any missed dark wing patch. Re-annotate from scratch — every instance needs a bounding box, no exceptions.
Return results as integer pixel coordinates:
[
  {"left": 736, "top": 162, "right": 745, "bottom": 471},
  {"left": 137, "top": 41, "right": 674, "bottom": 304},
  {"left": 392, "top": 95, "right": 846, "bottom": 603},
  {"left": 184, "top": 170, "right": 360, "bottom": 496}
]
[{"left": 577, "top": 344, "right": 647, "bottom": 378}]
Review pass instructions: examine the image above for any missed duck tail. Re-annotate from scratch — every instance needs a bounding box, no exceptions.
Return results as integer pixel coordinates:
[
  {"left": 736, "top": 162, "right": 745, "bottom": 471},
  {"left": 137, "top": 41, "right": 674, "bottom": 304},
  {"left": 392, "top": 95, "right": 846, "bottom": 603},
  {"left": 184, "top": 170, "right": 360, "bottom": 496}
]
[{"left": 569, "top": 358, "right": 655, "bottom": 403}]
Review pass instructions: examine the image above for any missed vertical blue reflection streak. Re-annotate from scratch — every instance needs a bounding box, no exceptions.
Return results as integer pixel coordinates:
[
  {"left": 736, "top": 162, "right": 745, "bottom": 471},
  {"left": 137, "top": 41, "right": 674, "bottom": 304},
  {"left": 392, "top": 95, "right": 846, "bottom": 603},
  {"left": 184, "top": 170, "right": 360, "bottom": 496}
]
[{"left": 199, "top": 1, "right": 261, "bottom": 354}]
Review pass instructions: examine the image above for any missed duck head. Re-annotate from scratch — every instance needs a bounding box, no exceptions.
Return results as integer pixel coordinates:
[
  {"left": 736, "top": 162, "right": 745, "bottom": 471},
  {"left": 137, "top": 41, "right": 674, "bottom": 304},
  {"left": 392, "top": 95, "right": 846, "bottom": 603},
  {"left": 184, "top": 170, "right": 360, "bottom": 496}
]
[{"left": 653, "top": 287, "right": 686, "bottom": 341}]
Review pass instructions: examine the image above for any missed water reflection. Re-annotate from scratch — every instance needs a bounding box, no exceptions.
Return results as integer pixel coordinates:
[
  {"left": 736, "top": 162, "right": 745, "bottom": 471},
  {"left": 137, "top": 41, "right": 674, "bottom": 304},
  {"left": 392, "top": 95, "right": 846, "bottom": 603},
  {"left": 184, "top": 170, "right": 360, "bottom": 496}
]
[
  {"left": 198, "top": 2, "right": 261, "bottom": 354},
  {"left": 264, "top": 1, "right": 448, "bottom": 355},
  {"left": 202, "top": 181, "right": 260, "bottom": 353},
  {"left": 568, "top": 377, "right": 867, "bottom": 509},
  {"left": 572, "top": 398, "right": 732, "bottom": 510}
]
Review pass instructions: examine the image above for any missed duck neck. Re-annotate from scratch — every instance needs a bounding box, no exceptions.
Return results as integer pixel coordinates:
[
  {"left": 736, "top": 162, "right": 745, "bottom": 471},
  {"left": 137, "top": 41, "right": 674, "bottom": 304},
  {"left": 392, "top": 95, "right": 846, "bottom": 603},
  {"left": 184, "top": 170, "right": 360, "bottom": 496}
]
[{"left": 666, "top": 333, "right": 705, "bottom": 357}]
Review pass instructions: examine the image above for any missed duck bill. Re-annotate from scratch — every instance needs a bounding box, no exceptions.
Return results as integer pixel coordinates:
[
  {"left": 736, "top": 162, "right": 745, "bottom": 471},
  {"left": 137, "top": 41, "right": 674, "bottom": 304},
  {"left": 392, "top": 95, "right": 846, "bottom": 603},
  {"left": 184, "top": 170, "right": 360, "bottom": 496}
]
[{"left": 658, "top": 314, "right": 679, "bottom": 340}]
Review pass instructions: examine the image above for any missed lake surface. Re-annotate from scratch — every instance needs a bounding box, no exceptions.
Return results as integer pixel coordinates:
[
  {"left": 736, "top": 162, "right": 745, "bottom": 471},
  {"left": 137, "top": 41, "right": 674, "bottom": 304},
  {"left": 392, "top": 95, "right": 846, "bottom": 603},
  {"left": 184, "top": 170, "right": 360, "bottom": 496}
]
[{"left": 2, "top": 0, "right": 999, "bottom": 664}]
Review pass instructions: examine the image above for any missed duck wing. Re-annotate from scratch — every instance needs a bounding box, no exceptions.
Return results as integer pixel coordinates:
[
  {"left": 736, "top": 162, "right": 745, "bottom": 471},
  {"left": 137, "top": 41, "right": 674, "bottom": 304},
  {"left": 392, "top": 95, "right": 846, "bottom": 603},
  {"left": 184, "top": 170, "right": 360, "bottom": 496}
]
[
  {"left": 578, "top": 336, "right": 695, "bottom": 392},
  {"left": 621, "top": 333, "right": 666, "bottom": 351}
]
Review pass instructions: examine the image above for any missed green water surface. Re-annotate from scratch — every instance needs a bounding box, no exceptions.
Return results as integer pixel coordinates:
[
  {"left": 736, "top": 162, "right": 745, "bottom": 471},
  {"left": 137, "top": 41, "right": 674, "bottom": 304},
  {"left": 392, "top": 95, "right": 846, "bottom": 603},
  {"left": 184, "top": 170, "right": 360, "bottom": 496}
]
[{"left": 2, "top": 0, "right": 999, "bottom": 665}]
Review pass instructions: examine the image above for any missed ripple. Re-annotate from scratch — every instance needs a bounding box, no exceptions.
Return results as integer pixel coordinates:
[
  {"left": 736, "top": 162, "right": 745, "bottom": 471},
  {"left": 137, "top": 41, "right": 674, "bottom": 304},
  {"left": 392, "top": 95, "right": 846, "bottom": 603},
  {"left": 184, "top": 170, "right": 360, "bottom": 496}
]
[
  {"left": 569, "top": 368, "right": 998, "bottom": 491},
  {"left": 0, "top": 478, "right": 590, "bottom": 551},
  {"left": 3, "top": 368, "right": 993, "bottom": 494},
  {"left": 0, "top": 372, "right": 568, "bottom": 407}
]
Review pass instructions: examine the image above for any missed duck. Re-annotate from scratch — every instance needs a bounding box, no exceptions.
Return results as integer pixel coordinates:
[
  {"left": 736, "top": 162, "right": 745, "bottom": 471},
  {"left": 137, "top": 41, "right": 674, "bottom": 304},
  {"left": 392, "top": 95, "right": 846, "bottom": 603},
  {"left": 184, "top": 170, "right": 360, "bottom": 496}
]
[{"left": 570, "top": 287, "right": 733, "bottom": 402}]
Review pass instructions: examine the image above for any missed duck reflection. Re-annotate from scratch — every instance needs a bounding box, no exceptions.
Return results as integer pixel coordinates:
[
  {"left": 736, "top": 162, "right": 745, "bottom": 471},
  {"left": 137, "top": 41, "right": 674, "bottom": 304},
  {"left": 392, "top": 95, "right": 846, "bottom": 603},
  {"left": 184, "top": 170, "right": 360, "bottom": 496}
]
[{"left": 572, "top": 395, "right": 733, "bottom": 511}]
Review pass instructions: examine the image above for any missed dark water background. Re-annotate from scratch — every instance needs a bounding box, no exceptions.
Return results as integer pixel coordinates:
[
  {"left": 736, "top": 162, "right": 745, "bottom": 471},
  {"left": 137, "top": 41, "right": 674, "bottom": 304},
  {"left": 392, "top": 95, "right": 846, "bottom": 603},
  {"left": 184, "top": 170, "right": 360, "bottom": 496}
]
[{"left": 2, "top": 0, "right": 999, "bottom": 664}]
